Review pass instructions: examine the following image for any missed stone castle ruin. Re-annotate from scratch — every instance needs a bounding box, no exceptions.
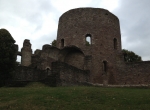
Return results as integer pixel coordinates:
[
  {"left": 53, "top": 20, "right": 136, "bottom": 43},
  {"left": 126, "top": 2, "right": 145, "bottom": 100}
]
[{"left": 3, "top": 8, "right": 150, "bottom": 86}]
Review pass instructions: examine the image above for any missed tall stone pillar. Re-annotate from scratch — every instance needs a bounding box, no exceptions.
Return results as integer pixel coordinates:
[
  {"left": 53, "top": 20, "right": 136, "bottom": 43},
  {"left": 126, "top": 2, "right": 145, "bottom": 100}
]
[{"left": 21, "top": 39, "right": 32, "bottom": 66}]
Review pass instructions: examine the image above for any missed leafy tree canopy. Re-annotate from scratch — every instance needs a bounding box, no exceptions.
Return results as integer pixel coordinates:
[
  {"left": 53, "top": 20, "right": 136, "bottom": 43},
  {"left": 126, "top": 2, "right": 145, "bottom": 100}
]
[
  {"left": 122, "top": 49, "right": 142, "bottom": 62},
  {"left": 0, "top": 29, "right": 17, "bottom": 85}
]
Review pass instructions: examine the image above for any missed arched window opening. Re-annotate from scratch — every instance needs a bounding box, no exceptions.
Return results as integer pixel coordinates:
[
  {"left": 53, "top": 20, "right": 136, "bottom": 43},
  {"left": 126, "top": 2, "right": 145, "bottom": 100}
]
[
  {"left": 61, "top": 39, "right": 64, "bottom": 47},
  {"left": 103, "top": 61, "right": 107, "bottom": 72},
  {"left": 85, "top": 34, "right": 91, "bottom": 46},
  {"left": 114, "top": 38, "right": 117, "bottom": 49},
  {"left": 17, "top": 56, "right": 21, "bottom": 65},
  {"left": 46, "top": 67, "right": 51, "bottom": 75},
  {"left": 46, "top": 68, "right": 50, "bottom": 73}
]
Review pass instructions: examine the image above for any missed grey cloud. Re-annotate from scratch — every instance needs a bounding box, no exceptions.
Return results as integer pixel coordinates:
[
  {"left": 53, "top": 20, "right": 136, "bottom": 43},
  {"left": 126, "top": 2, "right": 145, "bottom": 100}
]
[
  {"left": 0, "top": 0, "right": 58, "bottom": 31},
  {"left": 113, "top": 0, "right": 150, "bottom": 60}
]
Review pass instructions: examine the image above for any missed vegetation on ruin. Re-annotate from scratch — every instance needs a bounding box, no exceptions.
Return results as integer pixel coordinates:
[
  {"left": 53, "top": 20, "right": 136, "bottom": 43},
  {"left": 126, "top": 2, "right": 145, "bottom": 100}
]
[
  {"left": 0, "top": 29, "right": 17, "bottom": 86},
  {"left": 85, "top": 41, "right": 90, "bottom": 46},
  {"left": 0, "top": 83, "right": 150, "bottom": 110},
  {"left": 51, "top": 39, "right": 57, "bottom": 47},
  {"left": 122, "top": 49, "right": 142, "bottom": 62}
]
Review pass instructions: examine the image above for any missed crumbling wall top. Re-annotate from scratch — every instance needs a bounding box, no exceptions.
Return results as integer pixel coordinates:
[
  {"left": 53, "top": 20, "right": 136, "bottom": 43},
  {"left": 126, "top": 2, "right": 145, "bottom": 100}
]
[{"left": 23, "top": 39, "right": 31, "bottom": 48}]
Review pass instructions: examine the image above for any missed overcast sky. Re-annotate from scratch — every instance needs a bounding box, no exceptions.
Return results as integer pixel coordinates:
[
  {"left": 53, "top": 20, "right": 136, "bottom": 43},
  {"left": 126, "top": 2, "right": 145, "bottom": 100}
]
[{"left": 0, "top": 0, "right": 150, "bottom": 61}]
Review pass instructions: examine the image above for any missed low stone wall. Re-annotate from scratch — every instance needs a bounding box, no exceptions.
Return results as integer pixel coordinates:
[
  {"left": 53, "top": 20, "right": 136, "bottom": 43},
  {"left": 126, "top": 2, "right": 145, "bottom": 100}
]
[
  {"left": 51, "top": 61, "right": 90, "bottom": 86},
  {"left": 13, "top": 63, "right": 90, "bottom": 87},
  {"left": 13, "top": 61, "right": 150, "bottom": 87},
  {"left": 117, "top": 61, "right": 150, "bottom": 85},
  {"left": 13, "top": 66, "right": 48, "bottom": 81}
]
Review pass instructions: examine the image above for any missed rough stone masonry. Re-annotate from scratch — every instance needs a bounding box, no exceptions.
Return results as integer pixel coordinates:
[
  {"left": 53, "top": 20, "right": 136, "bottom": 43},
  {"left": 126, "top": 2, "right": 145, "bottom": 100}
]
[{"left": 2, "top": 7, "right": 150, "bottom": 86}]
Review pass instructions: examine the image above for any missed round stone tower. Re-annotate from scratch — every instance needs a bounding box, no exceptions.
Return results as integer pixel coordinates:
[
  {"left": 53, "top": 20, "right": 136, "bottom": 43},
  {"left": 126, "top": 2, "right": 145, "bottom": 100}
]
[{"left": 57, "top": 8, "right": 122, "bottom": 84}]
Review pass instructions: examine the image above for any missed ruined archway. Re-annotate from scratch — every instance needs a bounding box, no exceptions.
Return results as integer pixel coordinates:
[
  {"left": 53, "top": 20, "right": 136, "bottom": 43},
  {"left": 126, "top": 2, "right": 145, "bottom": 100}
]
[{"left": 58, "top": 46, "right": 85, "bottom": 69}]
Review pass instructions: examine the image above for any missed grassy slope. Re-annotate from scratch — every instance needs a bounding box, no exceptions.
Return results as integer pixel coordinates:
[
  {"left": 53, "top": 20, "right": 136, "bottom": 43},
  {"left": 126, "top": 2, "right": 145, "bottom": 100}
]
[{"left": 0, "top": 83, "right": 150, "bottom": 110}]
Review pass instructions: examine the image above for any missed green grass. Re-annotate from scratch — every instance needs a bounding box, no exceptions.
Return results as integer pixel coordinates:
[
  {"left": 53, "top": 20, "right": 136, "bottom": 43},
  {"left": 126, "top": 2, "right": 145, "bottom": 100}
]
[{"left": 0, "top": 83, "right": 150, "bottom": 110}]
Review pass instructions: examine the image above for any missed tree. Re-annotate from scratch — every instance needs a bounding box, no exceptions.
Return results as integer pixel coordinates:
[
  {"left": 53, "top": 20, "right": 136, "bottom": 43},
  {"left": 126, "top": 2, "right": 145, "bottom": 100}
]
[
  {"left": 0, "top": 29, "right": 17, "bottom": 86},
  {"left": 51, "top": 39, "right": 57, "bottom": 47},
  {"left": 122, "top": 49, "right": 142, "bottom": 62}
]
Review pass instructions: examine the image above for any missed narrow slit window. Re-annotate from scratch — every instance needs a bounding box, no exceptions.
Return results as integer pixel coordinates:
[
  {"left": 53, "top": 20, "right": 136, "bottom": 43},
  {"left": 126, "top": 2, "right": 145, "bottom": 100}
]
[
  {"left": 61, "top": 39, "right": 64, "bottom": 47},
  {"left": 103, "top": 61, "right": 107, "bottom": 72},
  {"left": 85, "top": 34, "right": 91, "bottom": 46},
  {"left": 114, "top": 38, "right": 117, "bottom": 49}
]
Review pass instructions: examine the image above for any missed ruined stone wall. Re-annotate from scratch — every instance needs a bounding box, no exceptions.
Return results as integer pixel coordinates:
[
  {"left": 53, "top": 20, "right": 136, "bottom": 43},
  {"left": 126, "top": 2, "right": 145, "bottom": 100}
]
[
  {"left": 31, "top": 45, "right": 59, "bottom": 70},
  {"left": 117, "top": 61, "right": 150, "bottom": 85},
  {"left": 13, "top": 62, "right": 89, "bottom": 86},
  {"left": 64, "top": 51, "right": 84, "bottom": 69},
  {"left": 13, "top": 66, "right": 48, "bottom": 81},
  {"left": 41, "top": 45, "right": 59, "bottom": 60},
  {"left": 51, "top": 62, "right": 90, "bottom": 86}
]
